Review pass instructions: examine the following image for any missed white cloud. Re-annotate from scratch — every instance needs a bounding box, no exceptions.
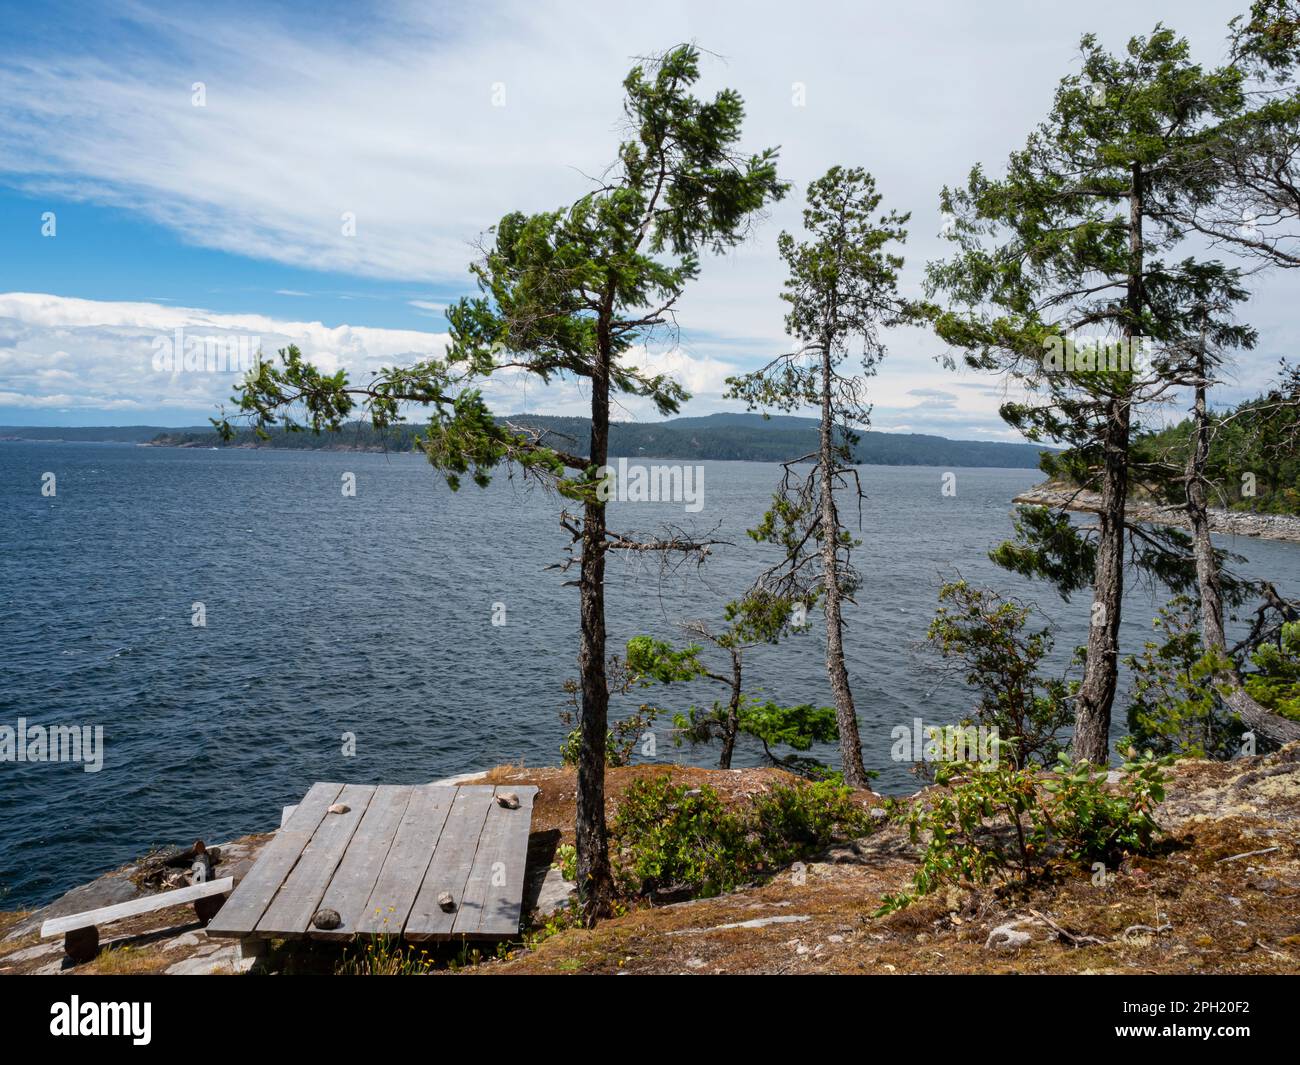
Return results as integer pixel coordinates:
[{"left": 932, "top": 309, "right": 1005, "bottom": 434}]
[
  {"left": 0, "top": 0, "right": 1286, "bottom": 435},
  {"left": 0, "top": 291, "right": 761, "bottom": 424},
  {"left": 0, "top": 292, "right": 448, "bottom": 415}
]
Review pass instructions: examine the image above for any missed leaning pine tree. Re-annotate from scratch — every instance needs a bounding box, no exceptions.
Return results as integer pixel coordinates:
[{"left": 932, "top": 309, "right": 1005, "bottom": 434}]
[
  {"left": 217, "top": 45, "right": 786, "bottom": 922},
  {"left": 926, "top": 28, "right": 1249, "bottom": 764},
  {"left": 727, "top": 166, "right": 913, "bottom": 788}
]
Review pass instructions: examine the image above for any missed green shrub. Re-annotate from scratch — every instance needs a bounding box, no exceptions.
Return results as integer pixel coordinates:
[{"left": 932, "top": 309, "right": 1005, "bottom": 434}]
[
  {"left": 552, "top": 843, "right": 577, "bottom": 882},
  {"left": 611, "top": 775, "right": 874, "bottom": 900},
  {"left": 926, "top": 580, "right": 1072, "bottom": 768},
  {"left": 1124, "top": 597, "right": 1244, "bottom": 759},
  {"left": 611, "top": 777, "right": 751, "bottom": 898},
  {"left": 1245, "top": 621, "right": 1300, "bottom": 721},
  {"left": 877, "top": 749, "right": 1168, "bottom": 913},
  {"left": 751, "top": 780, "right": 872, "bottom": 865}
]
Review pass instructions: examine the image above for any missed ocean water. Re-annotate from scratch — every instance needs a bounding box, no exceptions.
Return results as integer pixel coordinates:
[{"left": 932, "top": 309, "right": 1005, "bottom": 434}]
[{"left": 1, "top": 442, "right": 1297, "bottom": 908}]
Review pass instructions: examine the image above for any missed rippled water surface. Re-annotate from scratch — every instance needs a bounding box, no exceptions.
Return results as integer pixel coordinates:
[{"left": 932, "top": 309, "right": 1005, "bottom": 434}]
[{"left": 2, "top": 442, "right": 1297, "bottom": 907}]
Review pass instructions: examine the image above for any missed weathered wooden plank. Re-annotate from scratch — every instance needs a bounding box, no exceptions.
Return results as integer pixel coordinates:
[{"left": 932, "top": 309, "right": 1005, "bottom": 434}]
[
  {"left": 206, "top": 782, "right": 344, "bottom": 938},
  {"left": 453, "top": 786, "right": 538, "bottom": 937},
  {"left": 403, "top": 785, "right": 494, "bottom": 940},
  {"left": 255, "top": 783, "right": 375, "bottom": 937},
  {"left": 354, "top": 784, "right": 457, "bottom": 935},
  {"left": 310, "top": 784, "right": 412, "bottom": 940},
  {"left": 42, "top": 877, "right": 234, "bottom": 938}
]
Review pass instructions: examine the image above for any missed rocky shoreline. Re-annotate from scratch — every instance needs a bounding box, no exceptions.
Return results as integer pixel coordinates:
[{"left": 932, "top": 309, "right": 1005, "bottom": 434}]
[
  {"left": 4, "top": 753, "right": 1299, "bottom": 975},
  {"left": 1013, "top": 481, "right": 1300, "bottom": 545}
]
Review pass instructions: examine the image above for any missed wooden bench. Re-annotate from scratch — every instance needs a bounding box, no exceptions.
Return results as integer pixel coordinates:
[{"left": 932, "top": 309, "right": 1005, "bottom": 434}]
[
  {"left": 206, "top": 782, "right": 538, "bottom": 950},
  {"left": 41, "top": 877, "right": 234, "bottom": 962}
]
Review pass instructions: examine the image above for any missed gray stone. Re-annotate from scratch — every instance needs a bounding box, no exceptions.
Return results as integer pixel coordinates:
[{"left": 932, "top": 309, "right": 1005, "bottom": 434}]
[
  {"left": 161, "top": 931, "right": 203, "bottom": 952},
  {"left": 165, "top": 945, "right": 254, "bottom": 975},
  {"left": 4, "top": 941, "right": 62, "bottom": 963},
  {"left": 985, "top": 919, "right": 1033, "bottom": 951},
  {"left": 533, "top": 865, "right": 576, "bottom": 918}
]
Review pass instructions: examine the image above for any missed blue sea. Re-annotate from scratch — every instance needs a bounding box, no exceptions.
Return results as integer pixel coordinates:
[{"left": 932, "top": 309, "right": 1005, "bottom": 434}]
[{"left": 2, "top": 442, "right": 1297, "bottom": 907}]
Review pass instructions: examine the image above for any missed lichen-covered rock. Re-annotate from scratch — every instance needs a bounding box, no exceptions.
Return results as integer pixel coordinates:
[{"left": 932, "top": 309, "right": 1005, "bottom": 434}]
[{"left": 985, "top": 919, "right": 1033, "bottom": 951}]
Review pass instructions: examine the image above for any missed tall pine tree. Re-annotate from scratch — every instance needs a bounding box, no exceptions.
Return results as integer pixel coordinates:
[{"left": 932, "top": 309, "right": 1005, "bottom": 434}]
[
  {"left": 219, "top": 45, "right": 786, "bottom": 921},
  {"left": 727, "top": 166, "right": 912, "bottom": 787},
  {"left": 927, "top": 28, "right": 1249, "bottom": 763}
]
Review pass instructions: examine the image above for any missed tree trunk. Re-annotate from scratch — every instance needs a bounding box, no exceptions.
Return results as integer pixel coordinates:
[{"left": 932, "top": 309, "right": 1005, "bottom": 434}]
[
  {"left": 1185, "top": 355, "right": 1300, "bottom": 747},
  {"left": 818, "top": 343, "right": 869, "bottom": 788},
  {"left": 575, "top": 333, "right": 614, "bottom": 924},
  {"left": 718, "top": 649, "right": 742, "bottom": 770},
  {"left": 1073, "top": 397, "right": 1129, "bottom": 764},
  {"left": 1073, "top": 165, "right": 1143, "bottom": 766}
]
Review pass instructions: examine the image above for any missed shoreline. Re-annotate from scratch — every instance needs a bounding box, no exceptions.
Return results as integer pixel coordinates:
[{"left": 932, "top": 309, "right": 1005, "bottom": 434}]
[
  {"left": 1013, "top": 481, "right": 1300, "bottom": 545},
  {"left": 5, "top": 752, "right": 1299, "bottom": 975}
]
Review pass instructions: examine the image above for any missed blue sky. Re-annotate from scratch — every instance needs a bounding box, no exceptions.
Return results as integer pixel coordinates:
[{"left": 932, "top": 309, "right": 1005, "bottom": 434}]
[{"left": 0, "top": 0, "right": 1287, "bottom": 434}]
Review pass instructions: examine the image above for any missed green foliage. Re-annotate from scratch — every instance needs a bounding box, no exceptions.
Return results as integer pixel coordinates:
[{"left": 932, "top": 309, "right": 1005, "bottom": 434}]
[
  {"left": 218, "top": 44, "right": 786, "bottom": 503},
  {"left": 552, "top": 843, "right": 578, "bottom": 883},
  {"left": 727, "top": 165, "right": 915, "bottom": 606},
  {"left": 1131, "top": 393, "right": 1300, "bottom": 516},
  {"left": 611, "top": 777, "right": 752, "bottom": 898},
  {"left": 750, "top": 780, "right": 873, "bottom": 865},
  {"left": 1231, "top": 0, "right": 1300, "bottom": 74},
  {"left": 988, "top": 507, "right": 1097, "bottom": 601},
  {"left": 878, "top": 750, "right": 1169, "bottom": 913},
  {"left": 1245, "top": 621, "right": 1300, "bottom": 720},
  {"left": 671, "top": 697, "right": 841, "bottom": 779},
  {"left": 926, "top": 580, "right": 1072, "bottom": 767},
  {"left": 927, "top": 27, "right": 1257, "bottom": 618},
  {"left": 335, "top": 934, "right": 436, "bottom": 976},
  {"left": 625, "top": 635, "right": 704, "bottom": 682},
  {"left": 610, "top": 776, "right": 873, "bottom": 899},
  {"left": 728, "top": 165, "right": 913, "bottom": 415},
  {"left": 740, "top": 701, "right": 839, "bottom": 774},
  {"left": 629, "top": 588, "right": 839, "bottom": 777},
  {"left": 1041, "top": 749, "right": 1168, "bottom": 860},
  {"left": 559, "top": 707, "right": 658, "bottom": 768},
  {"left": 559, "top": 649, "right": 660, "bottom": 767},
  {"left": 1124, "top": 597, "right": 1244, "bottom": 758}
]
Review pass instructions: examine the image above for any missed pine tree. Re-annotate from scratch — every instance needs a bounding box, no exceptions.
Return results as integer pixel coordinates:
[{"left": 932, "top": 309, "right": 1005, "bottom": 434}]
[
  {"left": 926, "top": 28, "right": 1249, "bottom": 763},
  {"left": 727, "top": 166, "right": 913, "bottom": 787},
  {"left": 218, "top": 45, "right": 786, "bottom": 922}
]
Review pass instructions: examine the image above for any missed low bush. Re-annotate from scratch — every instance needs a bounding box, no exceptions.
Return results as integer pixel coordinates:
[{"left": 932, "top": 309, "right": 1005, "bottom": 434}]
[
  {"left": 610, "top": 777, "right": 752, "bottom": 898},
  {"left": 610, "top": 775, "right": 872, "bottom": 900},
  {"left": 751, "top": 780, "right": 873, "bottom": 865},
  {"left": 877, "top": 749, "right": 1169, "bottom": 913}
]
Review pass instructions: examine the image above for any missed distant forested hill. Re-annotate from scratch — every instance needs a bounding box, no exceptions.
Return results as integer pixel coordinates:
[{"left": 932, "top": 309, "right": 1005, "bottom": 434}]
[
  {"left": 0, "top": 425, "right": 211, "bottom": 443},
  {"left": 123, "top": 412, "right": 1054, "bottom": 468}
]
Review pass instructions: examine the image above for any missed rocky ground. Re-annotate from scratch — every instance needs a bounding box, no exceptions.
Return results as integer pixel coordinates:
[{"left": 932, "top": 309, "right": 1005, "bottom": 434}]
[
  {"left": 1012, "top": 481, "right": 1300, "bottom": 544},
  {"left": 3, "top": 750, "right": 1299, "bottom": 976}
]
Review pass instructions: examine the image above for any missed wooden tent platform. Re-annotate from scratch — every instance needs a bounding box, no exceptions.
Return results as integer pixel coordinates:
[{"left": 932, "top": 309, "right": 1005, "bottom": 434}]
[{"left": 206, "top": 782, "right": 538, "bottom": 943}]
